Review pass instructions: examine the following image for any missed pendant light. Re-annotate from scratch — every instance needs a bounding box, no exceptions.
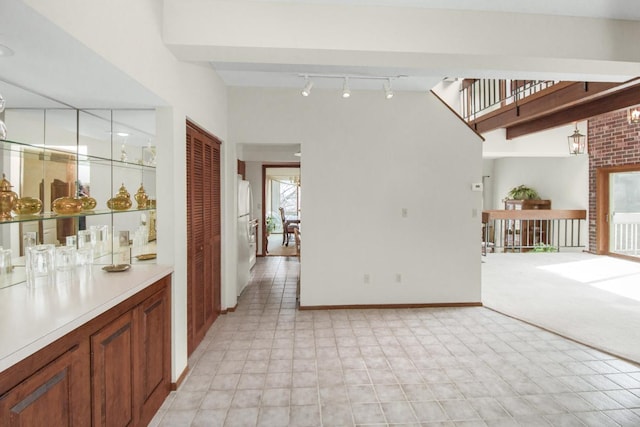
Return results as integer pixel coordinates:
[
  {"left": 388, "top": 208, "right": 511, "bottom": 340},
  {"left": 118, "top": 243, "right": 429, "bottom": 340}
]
[{"left": 567, "top": 123, "right": 586, "bottom": 155}]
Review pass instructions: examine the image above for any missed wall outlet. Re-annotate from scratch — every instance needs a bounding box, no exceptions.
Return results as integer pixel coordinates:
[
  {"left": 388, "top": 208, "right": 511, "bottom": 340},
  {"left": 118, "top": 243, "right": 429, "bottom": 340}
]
[
  {"left": 471, "top": 182, "right": 483, "bottom": 192},
  {"left": 364, "top": 273, "right": 370, "bottom": 284}
]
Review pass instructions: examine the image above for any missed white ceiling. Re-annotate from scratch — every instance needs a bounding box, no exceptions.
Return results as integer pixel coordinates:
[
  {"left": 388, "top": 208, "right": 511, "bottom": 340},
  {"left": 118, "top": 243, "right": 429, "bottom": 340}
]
[
  {"left": 1, "top": 0, "right": 639, "bottom": 107},
  {"left": 248, "top": 0, "right": 640, "bottom": 21},
  {"left": 209, "top": 0, "right": 640, "bottom": 91}
]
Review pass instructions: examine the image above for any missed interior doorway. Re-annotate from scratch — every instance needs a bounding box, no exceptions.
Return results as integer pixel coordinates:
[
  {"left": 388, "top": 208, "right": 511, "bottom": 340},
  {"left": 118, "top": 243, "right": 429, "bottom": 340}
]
[
  {"left": 597, "top": 164, "right": 640, "bottom": 260},
  {"left": 262, "top": 164, "right": 300, "bottom": 256}
]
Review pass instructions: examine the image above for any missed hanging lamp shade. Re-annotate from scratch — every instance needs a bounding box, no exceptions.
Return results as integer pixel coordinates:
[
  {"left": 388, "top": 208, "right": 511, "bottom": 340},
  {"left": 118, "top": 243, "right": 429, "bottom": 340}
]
[{"left": 567, "top": 124, "right": 586, "bottom": 155}]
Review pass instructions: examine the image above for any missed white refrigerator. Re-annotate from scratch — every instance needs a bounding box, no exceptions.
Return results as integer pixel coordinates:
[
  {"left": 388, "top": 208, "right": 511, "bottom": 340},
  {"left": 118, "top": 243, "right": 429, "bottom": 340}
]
[{"left": 237, "top": 176, "right": 257, "bottom": 296}]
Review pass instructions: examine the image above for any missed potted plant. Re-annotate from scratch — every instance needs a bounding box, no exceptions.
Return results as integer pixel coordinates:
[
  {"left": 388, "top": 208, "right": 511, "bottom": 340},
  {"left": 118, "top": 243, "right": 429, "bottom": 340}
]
[
  {"left": 265, "top": 215, "right": 276, "bottom": 236},
  {"left": 505, "top": 185, "right": 540, "bottom": 200}
]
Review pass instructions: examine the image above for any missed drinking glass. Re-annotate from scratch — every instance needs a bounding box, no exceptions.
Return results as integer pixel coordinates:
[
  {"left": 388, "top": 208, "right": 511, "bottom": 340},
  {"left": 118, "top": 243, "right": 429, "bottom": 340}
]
[
  {"left": 0, "top": 249, "right": 12, "bottom": 274},
  {"left": 56, "top": 246, "right": 76, "bottom": 271},
  {"left": 77, "top": 230, "right": 92, "bottom": 249},
  {"left": 23, "top": 232, "right": 38, "bottom": 254},
  {"left": 66, "top": 235, "right": 77, "bottom": 247},
  {"left": 26, "top": 244, "right": 55, "bottom": 287},
  {"left": 76, "top": 246, "right": 94, "bottom": 281}
]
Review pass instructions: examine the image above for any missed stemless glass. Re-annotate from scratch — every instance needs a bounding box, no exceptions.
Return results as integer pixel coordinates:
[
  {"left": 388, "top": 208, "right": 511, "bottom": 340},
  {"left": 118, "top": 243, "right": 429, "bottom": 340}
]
[
  {"left": 77, "top": 230, "right": 92, "bottom": 248},
  {"left": 56, "top": 246, "right": 76, "bottom": 271},
  {"left": 26, "top": 244, "right": 55, "bottom": 287}
]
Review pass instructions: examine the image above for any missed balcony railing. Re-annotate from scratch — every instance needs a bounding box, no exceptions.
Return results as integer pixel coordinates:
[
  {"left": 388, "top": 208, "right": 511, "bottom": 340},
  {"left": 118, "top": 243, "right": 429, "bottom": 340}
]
[
  {"left": 612, "top": 213, "right": 640, "bottom": 257},
  {"left": 461, "top": 79, "right": 558, "bottom": 122},
  {"left": 482, "top": 209, "right": 587, "bottom": 254}
]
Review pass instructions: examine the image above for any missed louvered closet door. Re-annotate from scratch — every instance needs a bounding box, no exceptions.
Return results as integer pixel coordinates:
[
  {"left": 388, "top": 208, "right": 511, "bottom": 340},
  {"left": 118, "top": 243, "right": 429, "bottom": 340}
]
[
  {"left": 211, "top": 144, "right": 221, "bottom": 317},
  {"left": 186, "top": 122, "right": 221, "bottom": 355}
]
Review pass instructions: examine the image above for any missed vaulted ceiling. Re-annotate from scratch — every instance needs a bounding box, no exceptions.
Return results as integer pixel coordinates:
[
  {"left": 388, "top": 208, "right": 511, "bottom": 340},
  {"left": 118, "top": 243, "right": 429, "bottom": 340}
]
[{"left": 2, "top": 0, "right": 640, "bottom": 118}]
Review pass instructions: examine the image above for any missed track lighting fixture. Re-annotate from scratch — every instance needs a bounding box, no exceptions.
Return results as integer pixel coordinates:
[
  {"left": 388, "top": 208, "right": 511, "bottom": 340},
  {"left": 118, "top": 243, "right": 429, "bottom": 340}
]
[
  {"left": 301, "top": 77, "right": 313, "bottom": 97},
  {"left": 342, "top": 77, "right": 351, "bottom": 98},
  {"left": 384, "top": 79, "right": 394, "bottom": 99},
  {"left": 298, "top": 73, "right": 405, "bottom": 98}
]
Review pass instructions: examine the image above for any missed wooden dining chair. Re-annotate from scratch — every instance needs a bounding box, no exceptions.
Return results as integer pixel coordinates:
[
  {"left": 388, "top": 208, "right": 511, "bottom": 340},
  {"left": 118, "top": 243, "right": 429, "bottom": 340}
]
[{"left": 279, "top": 207, "right": 299, "bottom": 246}]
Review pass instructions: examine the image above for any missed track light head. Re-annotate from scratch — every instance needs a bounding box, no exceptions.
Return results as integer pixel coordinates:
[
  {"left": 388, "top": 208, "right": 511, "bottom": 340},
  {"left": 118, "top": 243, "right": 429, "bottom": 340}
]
[
  {"left": 301, "top": 78, "right": 313, "bottom": 97},
  {"left": 342, "top": 77, "right": 351, "bottom": 98},
  {"left": 384, "top": 79, "right": 394, "bottom": 99}
]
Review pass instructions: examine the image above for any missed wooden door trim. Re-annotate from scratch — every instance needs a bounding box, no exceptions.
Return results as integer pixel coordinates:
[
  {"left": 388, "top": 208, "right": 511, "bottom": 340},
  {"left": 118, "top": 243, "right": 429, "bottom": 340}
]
[
  {"left": 596, "top": 163, "right": 640, "bottom": 256},
  {"left": 261, "top": 163, "right": 300, "bottom": 256}
]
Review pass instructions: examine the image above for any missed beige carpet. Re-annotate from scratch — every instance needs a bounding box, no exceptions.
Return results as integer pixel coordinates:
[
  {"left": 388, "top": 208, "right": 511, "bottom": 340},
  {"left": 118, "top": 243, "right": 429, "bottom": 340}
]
[
  {"left": 266, "top": 233, "right": 297, "bottom": 256},
  {"left": 482, "top": 251, "right": 640, "bottom": 364}
]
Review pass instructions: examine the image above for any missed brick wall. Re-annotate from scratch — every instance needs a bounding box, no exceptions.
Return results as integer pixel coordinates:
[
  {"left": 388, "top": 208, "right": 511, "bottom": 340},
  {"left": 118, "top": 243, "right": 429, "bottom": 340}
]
[{"left": 588, "top": 109, "right": 640, "bottom": 251}]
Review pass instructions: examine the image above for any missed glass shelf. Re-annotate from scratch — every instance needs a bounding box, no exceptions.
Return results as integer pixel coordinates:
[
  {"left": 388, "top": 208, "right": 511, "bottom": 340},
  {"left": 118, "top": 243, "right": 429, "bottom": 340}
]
[
  {"left": 0, "top": 105, "right": 157, "bottom": 290},
  {"left": 1, "top": 138, "right": 156, "bottom": 171},
  {"left": 0, "top": 207, "right": 157, "bottom": 225}
]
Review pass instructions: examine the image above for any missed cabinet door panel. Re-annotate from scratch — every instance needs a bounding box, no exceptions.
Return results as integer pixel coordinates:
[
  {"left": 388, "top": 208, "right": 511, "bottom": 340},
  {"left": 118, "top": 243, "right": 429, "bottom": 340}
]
[
  {"left": 91, "top": 311, "right": 134, "bottom": 427},
  {"left": 0, "top": 347, "right": 85, "bottom": 427},
  {"left": 136, "top": 287, "right": 171, "bottom": 426}
]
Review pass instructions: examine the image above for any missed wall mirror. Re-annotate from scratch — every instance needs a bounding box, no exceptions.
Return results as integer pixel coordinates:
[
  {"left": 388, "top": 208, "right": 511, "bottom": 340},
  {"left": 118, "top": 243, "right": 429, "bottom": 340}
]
[{"left": 0, "top": 79, "right": 157, "bottom": 289}]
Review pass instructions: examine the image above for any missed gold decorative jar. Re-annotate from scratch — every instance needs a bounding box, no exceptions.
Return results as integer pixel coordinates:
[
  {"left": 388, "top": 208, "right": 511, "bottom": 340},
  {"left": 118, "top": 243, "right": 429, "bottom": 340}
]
[
  {"left": 52, "top": 196, "right": 83, "bottom": 215},
  {"left": 13, "top": 196, "right": 43, "bottom": 216},
  {"left": 0, "top": 174, "right": 19, "bottom": 221},
  {"left": 134, "top": 183, "right": 149, "bottom": 209},
  {"left": 80, "top": 195, "right": 97, "bottom": 211},
  {"left": 107, "top": 183, "right": 132, "bottom": 211}
]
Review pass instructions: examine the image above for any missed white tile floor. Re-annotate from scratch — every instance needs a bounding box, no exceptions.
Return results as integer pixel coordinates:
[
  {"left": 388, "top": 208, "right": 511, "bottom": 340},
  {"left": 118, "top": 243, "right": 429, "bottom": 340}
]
[{"left": 150, "top": 257, "right": 640, "bottom": 426}]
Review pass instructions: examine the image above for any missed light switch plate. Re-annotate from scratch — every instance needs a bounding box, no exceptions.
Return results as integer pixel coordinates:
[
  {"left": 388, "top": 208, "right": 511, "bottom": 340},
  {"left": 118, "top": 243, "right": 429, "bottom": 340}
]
[{"left": 471, "top": 182, "right": 483, "bottom": 192}]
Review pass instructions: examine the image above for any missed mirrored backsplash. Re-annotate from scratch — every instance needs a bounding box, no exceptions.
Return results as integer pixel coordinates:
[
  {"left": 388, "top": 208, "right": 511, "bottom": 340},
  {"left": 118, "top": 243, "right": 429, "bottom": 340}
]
[{"left": 0, "top": 79, "right": 157, "bottom": 289}]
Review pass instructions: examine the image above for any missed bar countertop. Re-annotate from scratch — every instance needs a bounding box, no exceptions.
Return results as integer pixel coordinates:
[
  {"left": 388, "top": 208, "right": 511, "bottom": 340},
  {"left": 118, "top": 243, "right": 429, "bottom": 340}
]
[{"left": 0, "top": 264, "right": 173, "bottom": 372}]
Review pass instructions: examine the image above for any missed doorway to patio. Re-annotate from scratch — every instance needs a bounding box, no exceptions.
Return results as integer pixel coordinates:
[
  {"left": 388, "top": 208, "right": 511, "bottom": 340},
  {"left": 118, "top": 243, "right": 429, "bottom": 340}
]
[
  {"left": 597, "top": 165, "right": 640, "bottom": 260},
  {"left": 262, "top": 164, "right": 300, "bottom": 257}
]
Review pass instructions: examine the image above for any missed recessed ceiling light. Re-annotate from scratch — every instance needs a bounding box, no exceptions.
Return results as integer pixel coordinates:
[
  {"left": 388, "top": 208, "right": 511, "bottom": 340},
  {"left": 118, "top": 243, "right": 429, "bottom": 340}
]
[{"left": 0, "top": 44, "right": 15, "bottom": 57}]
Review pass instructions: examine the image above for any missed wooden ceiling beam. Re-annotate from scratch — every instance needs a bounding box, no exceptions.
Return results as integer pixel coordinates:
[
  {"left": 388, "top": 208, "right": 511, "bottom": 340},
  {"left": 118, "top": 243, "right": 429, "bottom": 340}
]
[
  {"left": 506, "top": 83, "right": 640, "bottom": 139},
  {"left": 470, "top": 81, "right": 620, "bottom": 134}
]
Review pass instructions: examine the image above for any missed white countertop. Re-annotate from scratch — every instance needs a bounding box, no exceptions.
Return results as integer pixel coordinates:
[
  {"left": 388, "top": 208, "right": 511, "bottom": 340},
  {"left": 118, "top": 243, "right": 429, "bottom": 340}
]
[{"left": 0, "top": 264, "right": 173, "bottom": 372}]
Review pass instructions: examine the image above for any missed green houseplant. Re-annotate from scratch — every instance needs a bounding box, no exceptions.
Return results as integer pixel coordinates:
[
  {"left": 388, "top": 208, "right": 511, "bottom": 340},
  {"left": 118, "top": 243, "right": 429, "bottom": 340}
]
[
  {"left": 266, "top": 215, "right": 276, "bottom": 235},
  {"left": 505, "top": 185, "right": 540, "bottom": 200}
]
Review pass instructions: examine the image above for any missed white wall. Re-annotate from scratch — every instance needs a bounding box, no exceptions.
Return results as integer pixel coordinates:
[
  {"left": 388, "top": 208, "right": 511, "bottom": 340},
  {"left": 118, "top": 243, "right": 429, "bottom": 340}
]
[
  {"left": 491, "top": 156, "right": 589, "bottom": 248},
  {"left": 23, "top": 0, "right": 230, "bottom": 383},
  {"left": 230, "top": 88, "right": 483, "bottom": 306},
  {"left": 483, "top": 122, "right": 587, "bottom": 158},
  {"left": 492, "top": 156, "right": 589, "bottom": 210},
  {"left": 481, "top": 121, "right": 589, "bottom": 211}
]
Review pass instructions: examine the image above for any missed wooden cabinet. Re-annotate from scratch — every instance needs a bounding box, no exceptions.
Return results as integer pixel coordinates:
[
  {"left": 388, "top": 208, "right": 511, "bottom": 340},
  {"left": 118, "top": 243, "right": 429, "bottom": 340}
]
[
  {"left": 91, "top": 311, "right": 135, "bottom": 427},
  {"left": 0, "top": 275, "right": 171, "bottom": 427},
  {"left": 504, "top": 199, "right": 551, "bottom": 250},
  {"left": 186, "top": 122, "right": 221, "bottom": 355},
  {"left": 0, "top": 346, "right": 89, "bottom": 427},
  {"left": 136, "top": 288, "right": 171, "bottom": 425}
]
